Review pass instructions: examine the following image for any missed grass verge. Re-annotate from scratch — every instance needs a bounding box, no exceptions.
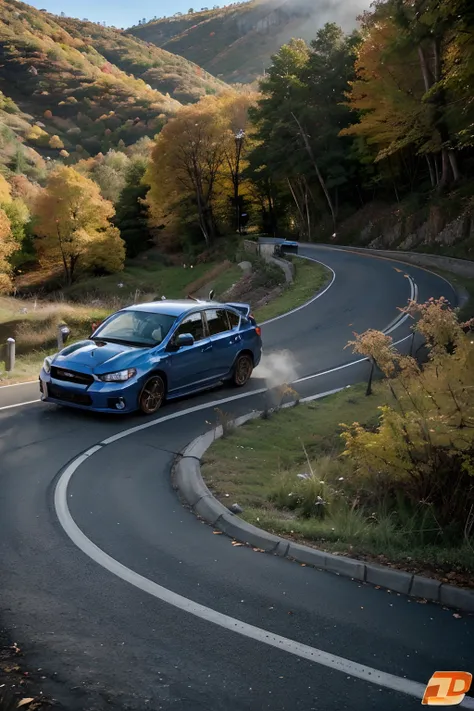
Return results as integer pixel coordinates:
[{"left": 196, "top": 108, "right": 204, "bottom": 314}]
[
  {"left": 201, "top": 384, "right": 474, "bottom": 586},
  {"left": 254, "top": 258, "right": 330, "bottom": 322}
]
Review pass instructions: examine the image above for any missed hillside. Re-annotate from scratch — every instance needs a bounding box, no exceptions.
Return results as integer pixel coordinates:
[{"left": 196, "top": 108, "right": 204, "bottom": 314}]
[
  {"left": 0, "top": 0, "right": 227, "bottom": 169},
  {"left": 128, "top": 0, "right": 369, "bottom": 83},
  {"left": 55, "top": 16, "right": 227, "bottom": 103}
]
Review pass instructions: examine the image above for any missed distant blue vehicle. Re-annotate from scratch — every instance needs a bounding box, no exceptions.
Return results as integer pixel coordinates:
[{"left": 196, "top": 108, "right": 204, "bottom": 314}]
[{"left": 39, "top": 297, "right": 262, "bottom": 415}]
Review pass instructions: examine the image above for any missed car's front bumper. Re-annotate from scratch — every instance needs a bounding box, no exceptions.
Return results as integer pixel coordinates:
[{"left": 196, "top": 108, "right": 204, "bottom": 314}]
[{"left": 39, "top": 369, "right": 141, "bottom": 414}]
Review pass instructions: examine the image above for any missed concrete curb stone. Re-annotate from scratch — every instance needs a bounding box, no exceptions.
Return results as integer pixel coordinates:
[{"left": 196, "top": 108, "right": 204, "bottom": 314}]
[
  {"left": 439, "top": 584, "right": 474, "bottom": 611},
  {"left": 174, "top": 407, "right": 474, "bottom": 613},
  {"left": 410, "top": 576, "right": 441, "bottom": 602},
  {"left": 365, "top": 565, "right": 413, "bottom": 595},
  {"left": 216, "top": 513, "right": 283, "bottom": 552}
]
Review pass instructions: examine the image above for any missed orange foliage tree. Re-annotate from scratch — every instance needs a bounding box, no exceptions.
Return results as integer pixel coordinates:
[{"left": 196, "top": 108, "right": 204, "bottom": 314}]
[{"left": 34, "top": 167, "right": 125, "bottom": 284}]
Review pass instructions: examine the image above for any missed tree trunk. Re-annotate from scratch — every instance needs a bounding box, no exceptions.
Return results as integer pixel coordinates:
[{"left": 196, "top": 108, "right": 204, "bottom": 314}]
[
  {"left": 291, "top": 112, "right": 337, "bottom": 234},
  {"left": 287, "top": 177, "right": 306, "bottom": 237},
  {"left": 439, "top": 148, "right": 451, "bottom": 191},
  {"left": 304, "top": 181, "right": 311, "bottom": 242},
  {"left": 417, "top": 45, "right": 432, "bottom": 94},
  {"left": 448, "top": 150, "right": 461, "bottom": 182},
  {"left": 426, "top": 155, "right": 436, "bottom": 188}
]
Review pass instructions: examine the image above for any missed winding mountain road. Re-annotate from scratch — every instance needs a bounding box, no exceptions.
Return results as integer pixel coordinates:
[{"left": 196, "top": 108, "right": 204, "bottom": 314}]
[{"left": 1, "top": 245, "right": 472, "bottom": 711}]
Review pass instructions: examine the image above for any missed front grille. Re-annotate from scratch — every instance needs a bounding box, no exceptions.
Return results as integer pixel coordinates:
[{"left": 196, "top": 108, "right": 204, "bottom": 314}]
[
  {"left": 48, "top": 384, "right": 92, "bottom": 406},
  {"left": 51, "top": 366, "right": 94, "bottom": 386}
]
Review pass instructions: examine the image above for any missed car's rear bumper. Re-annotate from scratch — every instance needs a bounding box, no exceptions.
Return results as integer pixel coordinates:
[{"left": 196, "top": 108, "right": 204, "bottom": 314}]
[{"left": 39, "top": 370, "right": 140, "bottom": 414}]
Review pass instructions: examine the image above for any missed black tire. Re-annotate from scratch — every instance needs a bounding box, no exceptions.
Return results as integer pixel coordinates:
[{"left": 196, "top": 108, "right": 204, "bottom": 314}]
[
  {"left": 138, "top": 375, "right": 166, "bottom": 415},
  {"left": 232, "top": 353, "right": 253, "bottom": 387}
]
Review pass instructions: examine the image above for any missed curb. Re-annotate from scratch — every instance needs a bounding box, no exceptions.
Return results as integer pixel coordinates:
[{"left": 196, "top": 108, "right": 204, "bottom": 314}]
[{"left": 174, "top": 397, "right": 474, "bottom": 613}]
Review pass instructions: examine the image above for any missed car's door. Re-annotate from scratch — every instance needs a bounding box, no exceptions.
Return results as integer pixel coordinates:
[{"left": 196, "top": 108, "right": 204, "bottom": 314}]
[
  {"left": 204, "top": 308, "right": 241, "bottom": 379},
  {"left": 166, "top": 311, "right": 213, "bottom": 393}
]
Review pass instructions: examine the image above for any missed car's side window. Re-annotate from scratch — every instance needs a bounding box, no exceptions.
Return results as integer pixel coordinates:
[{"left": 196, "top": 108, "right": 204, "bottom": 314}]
[
  {"left": 173, "top": 312, "right": 205, "bottom": 343},
  {"left": 205, "top": 309, "right": 231, "bottom": 336},
  {"left": 226, "top": 310, "right": 240, "bottom": 330}
]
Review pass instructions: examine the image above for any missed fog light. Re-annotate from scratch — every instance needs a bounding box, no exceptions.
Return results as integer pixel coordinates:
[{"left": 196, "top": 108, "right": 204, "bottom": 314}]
[{"left": 115, "top": 398, "right": 126, "bottom": 410}]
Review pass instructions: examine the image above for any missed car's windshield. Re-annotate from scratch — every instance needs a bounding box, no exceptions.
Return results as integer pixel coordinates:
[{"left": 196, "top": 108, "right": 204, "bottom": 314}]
[{"left": 93, "top": 310, "right": 177, "bottom": 347}]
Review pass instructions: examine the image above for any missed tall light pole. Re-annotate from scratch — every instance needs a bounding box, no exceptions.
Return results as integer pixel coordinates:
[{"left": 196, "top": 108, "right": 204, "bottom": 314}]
[{"left": 234, "top": 129, "right": 245, "bottom": 235}]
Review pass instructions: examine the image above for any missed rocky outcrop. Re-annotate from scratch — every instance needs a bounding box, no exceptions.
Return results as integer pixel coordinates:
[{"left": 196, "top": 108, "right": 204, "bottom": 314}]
[{"left": 339, "top": 197, "right": 474, "bottom": 261}]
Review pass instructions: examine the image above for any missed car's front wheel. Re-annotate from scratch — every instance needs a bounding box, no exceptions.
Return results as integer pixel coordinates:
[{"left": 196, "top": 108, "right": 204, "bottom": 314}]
[
  {"left": 232, "top": 353, "right": 253, "bottom": 387},
  {"left": 139, "top": 375, "right": 166, "bottom": 415}
]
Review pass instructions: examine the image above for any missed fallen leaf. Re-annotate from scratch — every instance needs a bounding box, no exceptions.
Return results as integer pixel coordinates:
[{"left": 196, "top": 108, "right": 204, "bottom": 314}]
[
  {"left": 212, "top": 531, "right": 222, "bottom": 535},
  {"left": 453, "top": 613, "right": 462, "bottom": 619},
  {"left": 300, "top": 563, "right": 306, "bottom": 567},
  {"left": 232, "top": 542, "right": 244, "bottom": 547},
  {"left": 18, "top": 699, "right": 35, "bottom": 708},
  {"left": 2, "top": 664, "right": 20, "bottom": 673}
]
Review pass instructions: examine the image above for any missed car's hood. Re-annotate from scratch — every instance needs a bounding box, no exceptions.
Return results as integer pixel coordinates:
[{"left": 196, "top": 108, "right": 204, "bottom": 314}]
[{"left": 53, "top": 339, "right": 150, "bottom": 372}]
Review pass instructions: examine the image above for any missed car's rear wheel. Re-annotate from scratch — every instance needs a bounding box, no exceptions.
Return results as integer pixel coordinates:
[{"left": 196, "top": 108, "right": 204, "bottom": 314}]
[
  {"left": 232, "top": 353, "right": 253, "bottom": 387},
  {"left": 139, "top": 375, "right": 166, "bottom": 415}
]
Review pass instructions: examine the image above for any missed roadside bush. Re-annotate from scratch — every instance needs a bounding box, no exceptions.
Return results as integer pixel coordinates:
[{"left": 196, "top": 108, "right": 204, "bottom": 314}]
[
  {"left": 342, "top": 298, "right": 474, "bottom": 538},
  {"left": 269, "top": 455, "right": 347, "bottom": 519}
]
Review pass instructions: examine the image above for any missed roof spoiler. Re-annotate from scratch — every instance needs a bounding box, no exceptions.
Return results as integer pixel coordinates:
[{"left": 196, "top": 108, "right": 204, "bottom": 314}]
[{"left": 226, "top": 302, "right": 251, "bottom": 318}]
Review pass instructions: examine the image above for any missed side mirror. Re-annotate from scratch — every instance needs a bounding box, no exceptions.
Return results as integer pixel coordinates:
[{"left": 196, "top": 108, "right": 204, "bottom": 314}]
[
  {"left": 176, "top": 333, "right": 194, "bottom": 348},
  {"left": 209, "top": 289, "right": 215, "bottom": 300}
]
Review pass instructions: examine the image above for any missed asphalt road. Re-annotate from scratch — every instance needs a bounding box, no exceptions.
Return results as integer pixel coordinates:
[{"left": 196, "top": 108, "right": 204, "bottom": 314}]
[{"left": 0, "top": 246, "right": 472, "bottom": 711}]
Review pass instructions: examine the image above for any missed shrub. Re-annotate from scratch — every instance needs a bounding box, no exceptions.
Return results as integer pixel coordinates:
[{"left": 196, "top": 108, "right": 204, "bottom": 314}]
[{"left": 342, "top": 299, "right": 474, "bottom": 537}]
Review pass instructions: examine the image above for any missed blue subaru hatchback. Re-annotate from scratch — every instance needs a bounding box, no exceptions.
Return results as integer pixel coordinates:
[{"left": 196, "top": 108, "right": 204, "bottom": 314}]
[{"left": 39, "top": 298, "right": 262, "bottom": 415}]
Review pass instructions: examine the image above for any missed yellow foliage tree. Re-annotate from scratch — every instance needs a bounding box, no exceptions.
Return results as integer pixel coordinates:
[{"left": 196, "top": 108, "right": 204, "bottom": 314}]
[
  {"left": 34, "top": 166, "right": 125, "bottom": 284},
  {"left": 147, "top": 91, "right": 258, "bottom": 245},
  {"left": 342, "top": 299, "right": 474, "bottom": 528},
  {"left": 49, "top": 134, "right": 64, "bottom": 149},
  {"left": 27, "top": 125, "right": 50, "bottom": 146},
  {"left": 147, "top": 96, "right": 227, "bottom": 246},
  {"left": 0, "top": 208, "right": 18, "bottom": 293},
  {"left": 0, "top": 174, "right": 12, "bottom": 205}
]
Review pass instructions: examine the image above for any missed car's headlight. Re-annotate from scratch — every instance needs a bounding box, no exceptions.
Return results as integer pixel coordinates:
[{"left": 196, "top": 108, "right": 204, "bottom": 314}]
[
  {"left": 43, "top": 356, "right": 53, "bottom": 374},
  {"left": 98, "top": 368, "right": 136, "bottom": 382}
]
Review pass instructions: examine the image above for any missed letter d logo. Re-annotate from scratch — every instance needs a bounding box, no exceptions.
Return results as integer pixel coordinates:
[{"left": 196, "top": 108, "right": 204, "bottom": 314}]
[{"left": 422, "top": 672, "right": 472, "bottom": 706}]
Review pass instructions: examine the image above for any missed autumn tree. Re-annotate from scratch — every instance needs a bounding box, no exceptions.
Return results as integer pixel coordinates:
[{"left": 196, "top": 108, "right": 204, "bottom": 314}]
[
  {"left": 0, "top": 208, "right": 18, "bottom": 293},
  {"left": 342, "top": 0, "right": 474, "bottom": 190},
  {"left": 147, "top": 97, "right": 227, "bottom": 246},
  {"left": 0, "top": 174, "right": 12, "bottom": 204},
  {"left": 34, "top": 166, "right": 125, "bottom": 284},
  {"left": 343, "top": 299, "right": 474, "bottom": 530},
  {"left": 216, "top": 91, "right": 258, "bottom": 233},
  {"left": 49, "top": 134, "right": 64, "bottom": 149}
]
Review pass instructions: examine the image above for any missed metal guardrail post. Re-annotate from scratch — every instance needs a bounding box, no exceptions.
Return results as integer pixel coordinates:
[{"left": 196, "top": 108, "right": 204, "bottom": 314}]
[{"left": 5, "top": 337, "right": 15, "bottom": 372}]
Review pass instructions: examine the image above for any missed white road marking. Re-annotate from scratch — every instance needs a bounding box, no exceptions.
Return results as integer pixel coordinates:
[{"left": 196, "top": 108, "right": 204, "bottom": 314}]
[
  {"left": 54, "top": 400, "right": 474, "bottom": 708},
  {"left": 260, "top": 255, "right": 336, "bottom": 325},
  {"left": 382, "top": 275, "right": 416, "bottom": 335},
  {"left": 294, "top": 332, "right": 415, "bottom": 385},
  {"left": 0, "top": 379, "right": 36, "bottom": 388},
  {"left": 0, "top": 398, "right": 41, "bottom": 411}
]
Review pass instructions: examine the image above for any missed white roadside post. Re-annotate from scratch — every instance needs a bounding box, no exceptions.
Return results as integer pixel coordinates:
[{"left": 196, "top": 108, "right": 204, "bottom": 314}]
[
  {"left": 5, "top": 337, "right": 15, "bottom": 372},
  {"left": 57, "top": 324, "right": 70, "bottom": 350}
]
